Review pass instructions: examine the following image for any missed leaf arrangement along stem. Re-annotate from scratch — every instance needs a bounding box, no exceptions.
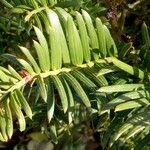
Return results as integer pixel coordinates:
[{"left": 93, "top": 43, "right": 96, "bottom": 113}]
[
  {"left": 0, "top": 1, "right": 150, "bottom": 149},
  {"left": 1, "top": 56, "right": 147, "bottom": 100}
]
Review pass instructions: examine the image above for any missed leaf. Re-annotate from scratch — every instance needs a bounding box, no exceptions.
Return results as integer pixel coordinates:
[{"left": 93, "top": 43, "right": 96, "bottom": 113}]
[
  {"left": 97, "top": 84, "right": 145, "bottom": 93},
  {"left": 109, "top": 123, "right": 133, "bottom": 147},
  {"left": 3, "top": 98, "right": 13, "bottom": 139},
  {"left": 46, "top": 9, "right": 70, "bottom": 65},
  {"left": 33, "top": 40, "right": 48, "bottom": 72},
  {"left": 124, "top": 125, "right": 145, "bottom": 141},
  {"left": 37, "top": 76, "right": 47, "bottom": 102},
  {"left": 96, "top": 18, "right": 106, "bottom": 58},
  {"left": 10, "top": 93, "right": 26, "bottom": 132},
  {"left": 75, "top": 11, "right": 91, "bottom": 62},
  {"left": 0, "top": 70, "right": 9, "bottom": 82},
  {"left": 49, "top": 124, "right": 58, "bottom": 144},
  {"left": 16, "top": 90, "right": 32, "bottom": 119},
  {"left": 13, "top": 90, "right": 22, "bottom": 107},
  {"left": 17, "top": 59, "right": 35, "bottom": 75},
  {"left": 0, "top": 0, "right": 13, "bottom": 8},
  {"left": 109, "top": 110, "right": 150, "bottom": 147},
  {"left": 40, "top": 12, "right": 51, "bottom": 34},
  {"left": 46, "top": 9, "right": 62, "bottom": 69},
  {"left": 71, "top": 70, "right": 97, "bottom": 90},
  {"left": 102, "top": 116, "right": 123, "bottom": 149},
  {"left": 3, "top": 77, "right": 33, "bottom": 98},
  {"left": 97, "top": 67, "right": 116, "bottom": 76},
  {"left": 19, "top": 46, "right": 40, "bottom": 73},
  {"left": 34, "top": 15, "right": 43, "bottom": 31},
  {"left": 33, "top": 26, "right": 50, "bottom": 71},
  {"left": 47, "top": 80, "right": 55, "bottom": 123},
  {"left": 0, "top": 82, "right": 11, "bottom": 90},
  {"left": 0, "top": 109, "right": 8, "bottom": 141},
  {"left": 103, "top": 25, "right": 118, "bottom": 57},
  {"left": 62, "top": 72, "right": 91, "bottom": 107},
  {"left": 107, "top": 57, "right": 145, "bottom": 80},
  {"left": 113, "top": 78, "right": 127, "bottom": 85},
  {"left": 104, "top": 90, "right": 149, "bottom": 110},
  {"left": 82, "top": 9, "right": 99, "bottom": 60},
  {"left": 142, "top": 22, "right": 150, "bottom": 49},
  {"left": 49, "top": 28, "right": 62, "bottom": 70},
  {"left": 83, "top": 68, "right": 108, "bottom": 86},
  {"left": 11, "top": 7, "right": 27, "bottom": 14},
  {"left": 67, "top": 15, "right": 83, "bottom": 65},
  {"left": 119, "top": 42, "right": 133, "bottom": 58},
  {"left": 115, "top": 98, "right": 150, "bottom": 111},
  {"left": 2, "top": 54, "right": 21, "bottom": 66},
  {"left": 40, "top": 0, "right": 47, "bottom": 6},
  {"left": 49, "top": 0, "right": 57, "bottom": 6},
  {"left": 0, "top": 71, "right": 18, "bottom": 84},
  {"left": 51, "top": 75, "right": 68, "bottom": 113},
  {"left": 61, "top": 77, "right": 74, "bottom": 124},
  {"left": 30, "top": 0, "right": 39, "bottom": 9},
  {"left": 55, "top": 7, "right": 68, "bottom": 30},
  {"left": 8, "top": 65, "right": 22, "bottom": 80}
]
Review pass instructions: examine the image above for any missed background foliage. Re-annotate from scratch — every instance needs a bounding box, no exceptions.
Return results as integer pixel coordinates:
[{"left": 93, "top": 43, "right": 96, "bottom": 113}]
[{"left": 0, "top": 0, "right": 150, "bottom": 149}]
